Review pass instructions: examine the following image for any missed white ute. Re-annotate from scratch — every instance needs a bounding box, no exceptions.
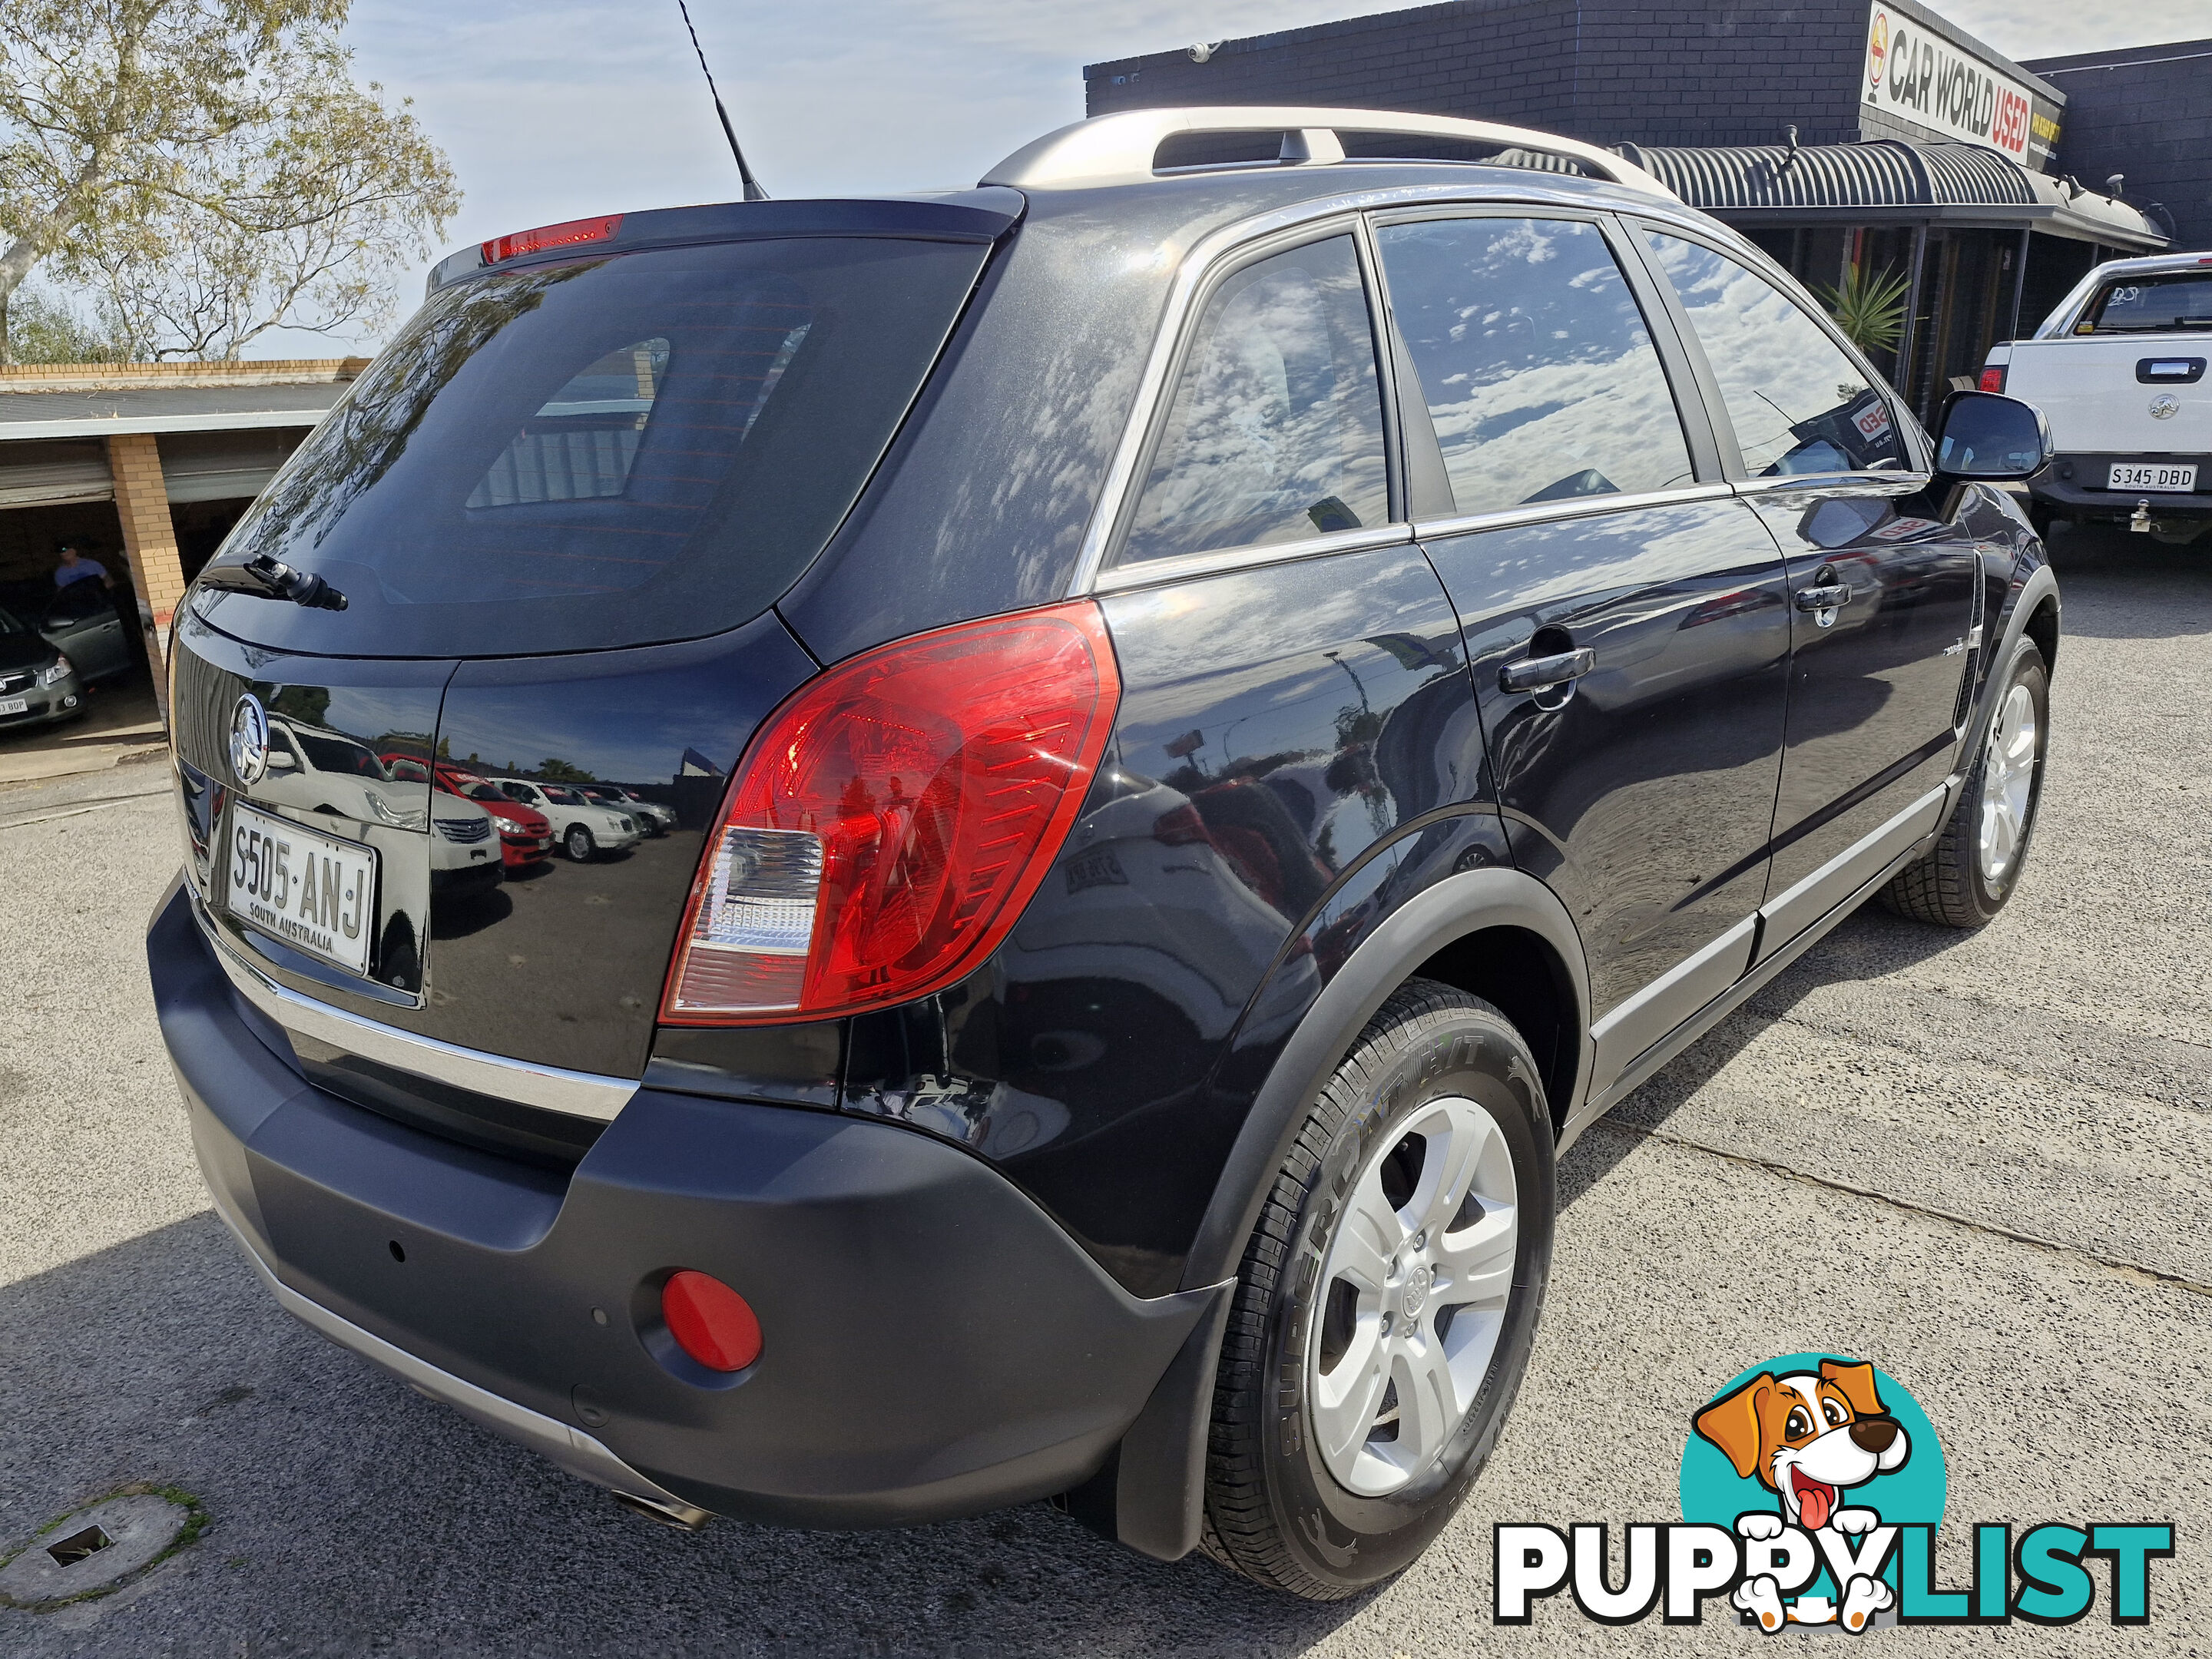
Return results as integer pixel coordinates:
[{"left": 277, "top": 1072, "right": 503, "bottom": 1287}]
[{"left": 1984, "top": 251, "right": 2212, "bottom": 541}]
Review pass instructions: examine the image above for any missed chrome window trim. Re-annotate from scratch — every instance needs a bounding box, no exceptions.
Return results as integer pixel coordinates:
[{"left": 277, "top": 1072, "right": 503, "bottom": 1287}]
[
  {"left": 1091, "top": 522, "right": 1415, "bottom": 594},
  {"left": 195, "top": 895, "right": 637, "bottom": 1123},
  {"left": 1730, "top": 472, "right": 1934, "bottom": 498},
  {"left": 1065, "top": 178, "right": 1740, "bottom": 598},
  {"left": 1412, "top": 482, "right": 1734, "bottom": 541}
]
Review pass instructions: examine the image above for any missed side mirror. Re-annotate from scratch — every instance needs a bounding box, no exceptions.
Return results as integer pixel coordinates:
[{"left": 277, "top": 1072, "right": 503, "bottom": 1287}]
[
  {"left": 1932, "top": 391, "right": 2053, "bottom": 482},
  {"left": 267, "top": 750, "right": 298, "bottom": 770}
]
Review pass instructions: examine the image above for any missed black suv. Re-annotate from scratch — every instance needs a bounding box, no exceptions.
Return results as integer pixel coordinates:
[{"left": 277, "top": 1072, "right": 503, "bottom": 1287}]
[{"left": 149, "top": 108, "right": 2059, "bottom": 1599}]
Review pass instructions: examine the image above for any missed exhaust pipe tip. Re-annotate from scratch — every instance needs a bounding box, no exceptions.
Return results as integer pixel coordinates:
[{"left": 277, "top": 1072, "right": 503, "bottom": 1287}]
[{"left": 612, "top": 1491, "right": 712, "bottom": 1531}]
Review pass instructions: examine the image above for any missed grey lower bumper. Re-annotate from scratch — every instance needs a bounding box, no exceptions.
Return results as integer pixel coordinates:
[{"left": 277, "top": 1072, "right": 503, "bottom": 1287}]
[{"left": 210, "top": 1194, "right": 708, "bottom": 1525}]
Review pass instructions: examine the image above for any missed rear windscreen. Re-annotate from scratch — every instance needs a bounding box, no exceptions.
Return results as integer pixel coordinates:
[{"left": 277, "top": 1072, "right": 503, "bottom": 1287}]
[
  {"left": 2081, "top": 274, "right": 2212, "bottom": 333},
  {"left": 199, "top": 236, "right": 990, "bottom": 657}
]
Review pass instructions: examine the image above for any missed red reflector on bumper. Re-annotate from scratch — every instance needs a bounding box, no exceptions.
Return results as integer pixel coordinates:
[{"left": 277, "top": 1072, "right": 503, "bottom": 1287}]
[{"left": 661, "top": 1270, "right": 761, "bottom": 1373}]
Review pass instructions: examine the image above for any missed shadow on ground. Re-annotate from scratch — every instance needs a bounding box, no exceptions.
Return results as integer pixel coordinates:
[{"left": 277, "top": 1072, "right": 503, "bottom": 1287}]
[
  {"left": 2039, "top": 523, "right": 2212, "bottom": 639},
  {"left": 1555, "top": 898, "right": 1969, "bottom": 1209},
  {"left": 0, "top": 1214, "right": 1366, "bottom": 1657}
]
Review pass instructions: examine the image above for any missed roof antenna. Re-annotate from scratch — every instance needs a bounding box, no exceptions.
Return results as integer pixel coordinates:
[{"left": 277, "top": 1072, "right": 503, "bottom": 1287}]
[{"left": 677, "top": 0, "right": 768, "bottom": 202}]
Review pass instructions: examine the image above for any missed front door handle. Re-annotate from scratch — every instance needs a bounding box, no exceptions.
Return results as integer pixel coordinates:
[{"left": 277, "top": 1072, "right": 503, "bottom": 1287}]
[
  {"left": 1793, "top": 582, "right": 1853, "bottom": 612},
  {"left": 1499, "top": 647, "right": 1596, "bottom": 694}
]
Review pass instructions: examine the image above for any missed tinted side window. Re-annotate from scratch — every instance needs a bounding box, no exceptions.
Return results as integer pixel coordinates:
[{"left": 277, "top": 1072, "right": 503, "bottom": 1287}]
[
  {"left": 1644, "top": 232, "right": 1905, "bottom": 477},
  {"left": 1377, "top": 217, "right": 1694, "bottom": 515},
  {"left": 1123, "top": 236, "right": 1388, "bottom": 564}
]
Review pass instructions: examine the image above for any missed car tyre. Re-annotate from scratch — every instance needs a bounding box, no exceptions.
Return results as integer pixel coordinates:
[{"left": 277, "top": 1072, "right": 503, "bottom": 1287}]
[
  {"left": 1200, "top": 979, "right": 1555, "bottom": 1601},
  {"left": 565, "top": 824, "right": 597, "bottom": 863},
  {"left": 1879, "top": 636, "right": 2048, "bottom": 929}
]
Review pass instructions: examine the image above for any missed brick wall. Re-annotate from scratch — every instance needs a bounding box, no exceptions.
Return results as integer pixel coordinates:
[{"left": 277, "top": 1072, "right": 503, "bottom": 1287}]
[
  {"left": 104, "top": 432, "right": 183, "bottom": 718},
  {"left": 1085, "top": 0, "right": 1876, "bottom": 151},
  {"left": 2024, "top": 38, "right": 2212, "bottom": 248}
]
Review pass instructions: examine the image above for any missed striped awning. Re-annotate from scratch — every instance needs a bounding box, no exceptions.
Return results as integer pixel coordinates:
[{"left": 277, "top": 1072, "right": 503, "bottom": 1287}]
[{"left": 1614, "top": 137, "right": 2164, "bottom": 248}]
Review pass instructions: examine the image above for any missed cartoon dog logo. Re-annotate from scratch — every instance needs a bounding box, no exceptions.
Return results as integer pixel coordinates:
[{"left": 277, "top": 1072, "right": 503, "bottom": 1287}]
[{"left": 1694, "top": 1359, "right": 1911, "bottom": 1631}]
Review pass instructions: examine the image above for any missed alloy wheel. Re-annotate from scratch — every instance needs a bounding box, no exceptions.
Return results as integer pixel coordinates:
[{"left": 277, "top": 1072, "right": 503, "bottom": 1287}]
[
  {"left": 1977, "top": 682, "right": 2038, "bottom": 886},
  {"left": 1306, "top": 1095, "right": 1520, "bottom": 1498}
]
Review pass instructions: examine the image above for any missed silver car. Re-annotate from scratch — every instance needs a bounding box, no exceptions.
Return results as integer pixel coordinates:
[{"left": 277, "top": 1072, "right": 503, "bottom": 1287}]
[{"left": 38, "top": 581, "right": 136, "bottom": 685}]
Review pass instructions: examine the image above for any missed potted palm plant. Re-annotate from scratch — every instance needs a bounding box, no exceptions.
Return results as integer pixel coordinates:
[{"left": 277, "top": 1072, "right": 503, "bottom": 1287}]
[{"left": 1817, "top": 264, "right": 1912, "bottom": 360}]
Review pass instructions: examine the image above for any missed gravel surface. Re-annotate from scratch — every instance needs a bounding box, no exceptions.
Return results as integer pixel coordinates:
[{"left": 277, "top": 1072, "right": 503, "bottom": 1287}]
[{"left": 1, "top": 525, "right": 2206, "bottom": 1655}]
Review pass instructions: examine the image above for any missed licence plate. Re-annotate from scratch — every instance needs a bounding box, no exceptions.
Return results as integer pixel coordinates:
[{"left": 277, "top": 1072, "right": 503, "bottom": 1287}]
[
  {"left": 2108, "top": 462, "right": 2198, "bottom": 492},
  {"left": 0, "top": 697, "right": 26, "bottom": 716},
  {"left": 224, "top": 801, "right": 378, "bottom": 977},
  {"left": 1065, "top": 847, "right": 1129, "bottom": 894}
]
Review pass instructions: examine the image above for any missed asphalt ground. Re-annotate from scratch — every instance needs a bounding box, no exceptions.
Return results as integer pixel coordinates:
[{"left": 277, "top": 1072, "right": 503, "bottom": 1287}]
[{"left": 1, "top": 523, "right": 2207, "bottom": 1656}]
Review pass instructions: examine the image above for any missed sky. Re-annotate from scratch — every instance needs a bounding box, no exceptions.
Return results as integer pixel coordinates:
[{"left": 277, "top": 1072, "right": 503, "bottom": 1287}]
[{"left": 247, "top": 0, "right": 2212, "bottom": 356}]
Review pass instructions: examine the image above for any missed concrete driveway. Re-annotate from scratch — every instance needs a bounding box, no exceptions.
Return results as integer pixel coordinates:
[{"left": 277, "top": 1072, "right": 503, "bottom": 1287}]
[{"left": 2, "top": 525, "right": 2205, "bottom": 1656}]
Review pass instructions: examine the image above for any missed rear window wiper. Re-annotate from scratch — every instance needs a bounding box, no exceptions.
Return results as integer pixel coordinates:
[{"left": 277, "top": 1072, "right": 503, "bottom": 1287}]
[{"left": 198, "top": 555, "right": 349, "bottom": 611}]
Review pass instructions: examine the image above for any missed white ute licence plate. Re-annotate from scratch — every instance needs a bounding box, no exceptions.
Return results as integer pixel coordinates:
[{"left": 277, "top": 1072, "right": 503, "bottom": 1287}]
[
  {"left": 2109, "top": 462, "right": 2198, "bottom": 492},
  {"left": 224, "top": 801, "right": 378, "bottom": 977}
]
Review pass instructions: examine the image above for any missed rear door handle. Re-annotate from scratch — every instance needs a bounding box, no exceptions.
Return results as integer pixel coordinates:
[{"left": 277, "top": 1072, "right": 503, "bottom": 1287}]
[
  {"left": 1793, "top": 583, "right": 1853, "bottom": 611},
  {"left": 1499, "top": 647, "right": 1596, "bottom": 693}
]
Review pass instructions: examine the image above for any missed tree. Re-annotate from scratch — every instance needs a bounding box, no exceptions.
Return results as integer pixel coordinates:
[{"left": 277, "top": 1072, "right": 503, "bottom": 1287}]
[
  {"left": 0, "top": 283, "right": 123, "bottom": 362},
  {"left": 0, "top": 0, "right": 459, "bottom": 363}
]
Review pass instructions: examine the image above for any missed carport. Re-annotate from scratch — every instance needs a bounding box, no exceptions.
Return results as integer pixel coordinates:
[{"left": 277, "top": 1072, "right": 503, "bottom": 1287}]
[{"left": 0, "top": 359, "right": 361, "bottom": 774}]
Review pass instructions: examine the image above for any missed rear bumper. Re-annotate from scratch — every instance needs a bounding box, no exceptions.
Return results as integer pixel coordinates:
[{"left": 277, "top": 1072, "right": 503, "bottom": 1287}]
[
  {"left": 498, "top": 833, "right": 553, "bottom": 867},
  {"left": 429, "top": 859, "right": 502, "bottom": 894},
  {"left": 147, "top": 876, "right": 1213, "bottom": 1528},
  {"left": 2032, "top": 455, "right": 2212, "bottom": 519},
  {"left": 217, "top": 1199, "right": 710, "bottom": 1524}
]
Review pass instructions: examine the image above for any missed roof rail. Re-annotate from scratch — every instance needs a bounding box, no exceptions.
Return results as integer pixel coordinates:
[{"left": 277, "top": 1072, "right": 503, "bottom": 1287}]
[{"left": 980, "top": 107, "right": 1678, "bottom": 200}]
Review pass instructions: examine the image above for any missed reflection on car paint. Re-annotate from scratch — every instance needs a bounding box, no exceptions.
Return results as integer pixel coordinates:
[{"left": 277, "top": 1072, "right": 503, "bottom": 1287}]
[
  {"left": 836, "top": 545, "right": 1502, "bottom": 1295},
  {"left": 1426, "top": 496, "right": 1792, "bottom": 1013}
]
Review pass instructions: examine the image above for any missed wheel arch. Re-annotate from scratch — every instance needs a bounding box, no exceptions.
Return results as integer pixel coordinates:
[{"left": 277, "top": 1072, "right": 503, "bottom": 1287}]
[
  {"left": 1969, "top": 558, "right": 2060, "bottom": 754},
  {"left": 1179, "top": 866, "right": 1590, "bottom": 1295},
  {"left": 1410, "top": 924, "right": 1581, "bottom": 1134},
  {"left": 2021, "top": 588, "right": 2060, "bottom": 680},
  {"left": 1096, "top": 868, "right": 1588, "bottom": 1566}
]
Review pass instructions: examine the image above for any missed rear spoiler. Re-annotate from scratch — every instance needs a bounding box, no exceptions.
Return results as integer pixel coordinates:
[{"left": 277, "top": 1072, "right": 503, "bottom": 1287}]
[{"left": 429, "top": 189, "right": 1025, "bottom": 295}]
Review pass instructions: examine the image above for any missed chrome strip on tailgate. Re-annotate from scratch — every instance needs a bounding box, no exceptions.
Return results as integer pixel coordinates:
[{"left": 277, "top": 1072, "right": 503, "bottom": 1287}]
[{"left": 194, "top": 896, "right": 637, "bottom": 1123}]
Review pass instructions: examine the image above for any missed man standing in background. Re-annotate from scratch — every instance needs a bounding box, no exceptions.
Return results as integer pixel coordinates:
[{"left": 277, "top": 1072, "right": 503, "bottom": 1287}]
[{"left": 52, "top": 541, "right": 111, "bottom": 592}]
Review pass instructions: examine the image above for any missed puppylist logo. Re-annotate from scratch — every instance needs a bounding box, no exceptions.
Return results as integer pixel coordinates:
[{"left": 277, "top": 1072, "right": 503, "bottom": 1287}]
[{"left": 1494, "top": 1354, "right": 2174, "bottom": 1631}]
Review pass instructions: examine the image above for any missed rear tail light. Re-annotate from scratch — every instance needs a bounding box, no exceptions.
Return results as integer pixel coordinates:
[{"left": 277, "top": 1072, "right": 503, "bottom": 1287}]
[
  {"left": 481, "top": 214, "right": 623, "bottom": 264},
  {"left": 663, "top": 601, "right": 1121, "bottom": 1023},
  {"left": 1152, "top": 803, "right": 1212, "bottom": 846},
  {"left": 1979, "top": 365, "right": 2008, "bottom": 393},
  {"left": 661, "top": 1271, "right": 761, "bottom": 1372}
]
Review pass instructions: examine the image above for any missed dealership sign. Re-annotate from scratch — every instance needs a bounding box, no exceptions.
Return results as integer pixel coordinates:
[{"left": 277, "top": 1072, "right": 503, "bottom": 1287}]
[{"left": 1863, "top": 5, "right": 2061, "bottom": 171}]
